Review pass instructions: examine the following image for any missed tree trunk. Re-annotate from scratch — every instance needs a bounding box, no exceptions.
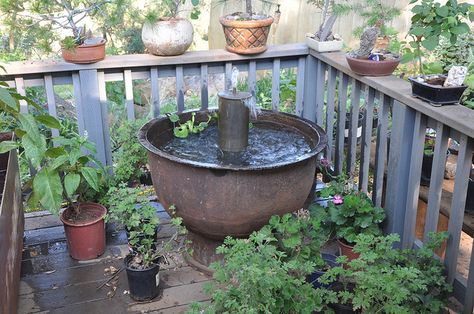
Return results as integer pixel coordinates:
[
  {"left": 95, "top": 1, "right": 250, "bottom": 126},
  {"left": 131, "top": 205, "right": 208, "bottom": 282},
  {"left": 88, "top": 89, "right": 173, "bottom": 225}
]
[{"left": 246, "top": 0, "right": 252, "bottom": 15}]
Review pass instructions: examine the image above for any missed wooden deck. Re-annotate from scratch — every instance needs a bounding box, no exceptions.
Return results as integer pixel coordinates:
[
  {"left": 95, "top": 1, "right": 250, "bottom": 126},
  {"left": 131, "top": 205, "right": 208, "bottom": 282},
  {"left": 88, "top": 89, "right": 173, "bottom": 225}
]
[{"left": 18, "top": 204, "right": 212, "bottom": 314}]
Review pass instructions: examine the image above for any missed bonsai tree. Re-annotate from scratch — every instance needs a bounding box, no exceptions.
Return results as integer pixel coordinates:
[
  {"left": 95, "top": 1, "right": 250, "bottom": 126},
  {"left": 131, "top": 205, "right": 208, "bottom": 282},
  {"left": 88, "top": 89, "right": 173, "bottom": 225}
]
[
  {"left": 143, "top": 0, "right": 201, "bottom": 22},
  {"left": 306, "top": 0, "right": 351, "bottom": 42},
  {"left": 401, "top": 0, "right": 473, "bottom": 75}
]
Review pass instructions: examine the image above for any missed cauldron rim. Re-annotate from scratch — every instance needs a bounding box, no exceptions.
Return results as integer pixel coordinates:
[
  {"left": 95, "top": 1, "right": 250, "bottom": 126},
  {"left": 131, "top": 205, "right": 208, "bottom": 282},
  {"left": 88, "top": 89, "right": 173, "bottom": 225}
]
[{"left": 138, "top": 109, "right": 328, "bottom": 171}]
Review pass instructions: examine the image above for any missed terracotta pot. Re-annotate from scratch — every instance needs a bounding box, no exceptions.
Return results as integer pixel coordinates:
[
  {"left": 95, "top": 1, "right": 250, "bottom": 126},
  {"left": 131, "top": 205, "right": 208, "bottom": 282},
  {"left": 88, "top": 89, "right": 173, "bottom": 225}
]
[
  {"left": 60, "top": 203, "right": 107, "bottom": 260},
  {"left": 61, "top": 39, "right": 106, "bottom": 64},
  {"left": 220, "top": 15, "right": 273, "bottom": 55},
  {"left": 346, "top": 55, "right": 399, "bottom": 76},
  {"left": 337, "top": 239, "right": 359, "bottom": 262},
  {"left": 142, "top": 18, "right": 193, "bottom": 56}
]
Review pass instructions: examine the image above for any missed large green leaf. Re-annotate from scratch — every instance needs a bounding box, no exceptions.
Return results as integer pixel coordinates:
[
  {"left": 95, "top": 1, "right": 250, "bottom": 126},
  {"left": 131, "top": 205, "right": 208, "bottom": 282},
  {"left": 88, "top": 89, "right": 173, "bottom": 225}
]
[
  {"left": 0, "top": 140, "right": 18, "bottom": 154},
  {"left": 80, "top": 166, "right": 100, "bottom": 191},
  {"left": 421, "top": 35, "right": 439, "bottom": 50},
  {"left": 45, "top": 146, "right": 66, "bottom": 158},
  {"left": 435, "top": 6, "right": 449, "bottom": 17},
  {"left": 49, "top": 155, "right": 69, "bottom": 170},
  {"left": 64, "top": 173, "right": 81, "bottom": 198},
  {"left": 35, "top": 115, "right": 61, "bottom": 129},
  {"left": 22, "top": 134, "right": 46, "bottom": 169},
  {"left": 33, "top": 168, "right": 63, "bottom": 214},
  {"left": 450, "top": 23, "right": 470, "bottom": 35},
  {"left": 0, "top": 87, "right": 18, "bottom": 110}
]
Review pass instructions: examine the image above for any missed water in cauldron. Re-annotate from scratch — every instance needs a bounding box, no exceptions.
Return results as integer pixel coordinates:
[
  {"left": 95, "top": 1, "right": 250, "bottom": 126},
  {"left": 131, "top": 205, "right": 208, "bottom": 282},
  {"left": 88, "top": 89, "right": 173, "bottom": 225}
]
[{"left": 161, "top": 123, "right": 311, "bottom": 167}]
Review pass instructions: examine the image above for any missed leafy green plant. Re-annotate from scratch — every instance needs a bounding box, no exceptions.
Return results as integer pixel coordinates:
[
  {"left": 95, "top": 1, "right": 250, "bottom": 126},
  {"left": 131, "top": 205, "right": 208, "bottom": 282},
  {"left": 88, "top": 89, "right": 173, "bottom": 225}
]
[
  {"left": 144, "top": 0, "right": 201, "bottom": 23},
  {"left": 401, "top": 0, "right": 474, "bottom": 75},
  {"left": 327, "top": 191, "right": 385, "bottom": 244},
  {"left": 168, "top": 112, "right": 213, "bottom": 138},
  {"left": 318, "top": 232, "right": 451, "bottom": 313},
  {"left": 461, "top": 61, "right": 474, "bottom": 109},
  {"left": 111, "top": 118, "right": 148, "bottom": 185}
]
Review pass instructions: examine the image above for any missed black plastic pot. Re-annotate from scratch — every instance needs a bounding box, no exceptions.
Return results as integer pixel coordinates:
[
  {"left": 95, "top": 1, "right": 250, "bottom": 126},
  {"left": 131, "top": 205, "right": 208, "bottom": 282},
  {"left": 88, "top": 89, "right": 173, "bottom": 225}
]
[
  {"left": 409, "top": 75, "right": 468, "bottom": 106},
  {"left": 420, "top": 150, "right": 449, "bottom": 187},
  {"left": 329, "top": 282, "right": 359, "bottom": 314},
  {"left": 124, "top": 255, "right": 160, "bottom": 301},
  {"left": 307, "top": 253, "right": 339, "bottom": 289},
  {"left": 466, "top": 179, "right": 473, "bottom": 212},
  {"left": 140, "top": 171, "right": 153, "bottom": 186}
]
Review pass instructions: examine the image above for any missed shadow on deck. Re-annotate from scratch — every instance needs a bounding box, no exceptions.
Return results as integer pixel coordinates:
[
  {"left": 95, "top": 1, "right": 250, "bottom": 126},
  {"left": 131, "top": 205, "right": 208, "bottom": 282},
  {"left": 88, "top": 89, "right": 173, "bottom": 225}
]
[{"left": 18, "top": 204, "right": 211, "bottom": 314}]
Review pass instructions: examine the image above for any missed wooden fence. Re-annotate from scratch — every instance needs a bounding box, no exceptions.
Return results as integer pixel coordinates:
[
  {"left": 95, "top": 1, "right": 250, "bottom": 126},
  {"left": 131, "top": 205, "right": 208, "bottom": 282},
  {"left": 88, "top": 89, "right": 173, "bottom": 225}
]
[{"left": 1, "top": 43, "right": 473, "bottom": 313}]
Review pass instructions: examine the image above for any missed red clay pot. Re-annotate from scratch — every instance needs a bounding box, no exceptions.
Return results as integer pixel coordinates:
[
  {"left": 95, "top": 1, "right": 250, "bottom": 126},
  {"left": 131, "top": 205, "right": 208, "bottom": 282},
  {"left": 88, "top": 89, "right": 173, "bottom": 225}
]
[
  {"left": 337, "top": 239, "right": 360, "bottom": 262},
  {"left": 60, "top": 202, "right": 107, "bottom": 260},
  {"left": 346, "top": 55, "right": 399, "bottom": 76},
  {"left": 61, "top": 39, "right": 106, "bottom": 64}
]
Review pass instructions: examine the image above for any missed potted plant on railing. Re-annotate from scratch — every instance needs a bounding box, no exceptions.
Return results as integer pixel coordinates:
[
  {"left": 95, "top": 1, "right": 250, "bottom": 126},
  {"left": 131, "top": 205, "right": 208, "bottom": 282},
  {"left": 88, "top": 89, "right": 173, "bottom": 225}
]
[
  {"left": 142, "top": 0, "right": 201, "bottom": 56},
  {"left": 402, "top": 0, "right": 473, "bottom": 105},
  {"left": 305, "top": 0, "right": 347, "bottom": 52},
  {"left": 326, "top": 191, "right": 385, "bottom": 261},
  {"left": 105, "top": 184, "right": 159, "bottom": 253},
  {"left": 219, "top": 0, "right": 279, "bottom": 55},
  {"left": 346, "top": 20, "right": 400, "bottom": 76},
  {"left": 19, "top": 1, "right": 112, "bottom": 63},
  {"left": 124, "top": 211, "right": 187, "bottom": 301}
]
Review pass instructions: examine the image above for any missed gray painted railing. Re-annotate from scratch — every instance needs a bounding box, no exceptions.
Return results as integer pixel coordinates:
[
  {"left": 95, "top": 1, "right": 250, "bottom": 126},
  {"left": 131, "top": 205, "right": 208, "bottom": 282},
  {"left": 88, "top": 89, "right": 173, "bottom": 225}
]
[{"left": 1, "top": 43, "right": 473, "bottom": 313}]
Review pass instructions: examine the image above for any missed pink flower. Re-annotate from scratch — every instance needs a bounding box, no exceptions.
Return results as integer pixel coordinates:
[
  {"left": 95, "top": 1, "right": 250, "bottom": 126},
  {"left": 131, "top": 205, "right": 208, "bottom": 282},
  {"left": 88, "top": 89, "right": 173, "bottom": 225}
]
[
  {"left": 320, "top": 158, "right": 330, "bottom": 167},
  {"left": 333, "top": 195, "right": 344, "bottom": 205}
]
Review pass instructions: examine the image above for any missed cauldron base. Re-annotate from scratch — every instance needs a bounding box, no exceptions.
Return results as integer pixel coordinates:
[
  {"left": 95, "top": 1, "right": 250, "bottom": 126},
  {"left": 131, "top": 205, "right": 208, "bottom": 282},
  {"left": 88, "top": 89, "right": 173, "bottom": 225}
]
[{"left": 184, "top": 231, "right": 223, "bottom": 275}]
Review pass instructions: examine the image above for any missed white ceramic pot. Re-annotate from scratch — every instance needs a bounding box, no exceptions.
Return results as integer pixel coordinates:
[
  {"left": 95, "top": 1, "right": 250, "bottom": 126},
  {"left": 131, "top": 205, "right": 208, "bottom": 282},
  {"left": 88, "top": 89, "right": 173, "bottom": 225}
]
[
  {"left": 142, "top": 18, "right": 194, "bottom": 56},
  {"left": 305, "top": 36, "right": 343, "bottom": 53}
]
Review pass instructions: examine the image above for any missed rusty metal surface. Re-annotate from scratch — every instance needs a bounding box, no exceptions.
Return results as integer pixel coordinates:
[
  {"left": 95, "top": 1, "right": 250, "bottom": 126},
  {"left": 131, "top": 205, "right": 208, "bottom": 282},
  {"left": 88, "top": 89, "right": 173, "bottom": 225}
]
[
  {"left": 0, "top": 148, "right": 24, "bottom": 314},
  {"left": 139, "top": 110, "right": 327, "bottom": 267}
]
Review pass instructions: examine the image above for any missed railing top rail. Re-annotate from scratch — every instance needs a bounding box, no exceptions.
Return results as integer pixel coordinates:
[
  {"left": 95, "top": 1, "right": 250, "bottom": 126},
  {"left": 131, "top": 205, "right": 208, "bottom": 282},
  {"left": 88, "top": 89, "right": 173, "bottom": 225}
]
[
  {"left": 0, "top": 43, "right": 309, "bottom": 77},
  {"left": 311, "top": 50, "right": 474, "bottom": 139}
]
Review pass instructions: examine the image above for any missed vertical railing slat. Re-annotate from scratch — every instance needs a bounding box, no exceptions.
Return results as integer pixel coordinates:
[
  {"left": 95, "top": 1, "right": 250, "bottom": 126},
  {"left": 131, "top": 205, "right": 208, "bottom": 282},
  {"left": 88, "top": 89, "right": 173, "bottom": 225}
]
[
  {"left": 325, "top": 67, "right": 337, "bottom": 163},
  {"left": 335, "top": 73, "right": 349, "bottom": 175},
  {"left": 424, "top": 121, "right": 450, "bottom": 239},
  {"left": 14, "top": 77, "right": 27, "bottom": 113},
  {"left": 465, "top": 241, "right": 474, "bottom": 314},
  {"left": 225, "top": 62, "right": 232, "bottom": 91},
  {"left": 123, "top": 69, "right": 135, "bottom": 121},
  {"left": 372, "top": 93, "right": 391, "bottom": 207},
  {"left": 359, "top": 86, "right": 375, "bottom": 193},
  {"left": 347, "top": 79, "right": 361, "bottom": 175},
  {"left": 295, "top": 56, "right": 306, "bottom": 117},
  {"left": 315, "top": 60, "right": 327, "bottom": 125},
  {"left": 271, "top": 58, "right": 281, "bottom": 112},
  {"left": 97, "top": 71, "right": 113, "bottom": 168},
  {"left": 445, "top": 135, "right": 473, "bottom": 283},
  {"left": 43, "top": 75, "right": 59, "bottom": 138},
  {"left": 303, "top": 56, "right": 318, "bottom": 122},
  {"left": 72, "top": 73, "right": 85, "bottom": 137},
  {"left": 401, "top": 112, "right": 427, "bottom": 248},
  {"left": 248, "top": 61, "right": 257, "bottom": 102},
  {"left": 200, "top": 64, "right": 209, "bottom": 110},
  {"left": 176, "top": 66, "right": 185, "bottom": 112},
  {"left": 150, "top": 67, "right": 160, "bottom": 117}
]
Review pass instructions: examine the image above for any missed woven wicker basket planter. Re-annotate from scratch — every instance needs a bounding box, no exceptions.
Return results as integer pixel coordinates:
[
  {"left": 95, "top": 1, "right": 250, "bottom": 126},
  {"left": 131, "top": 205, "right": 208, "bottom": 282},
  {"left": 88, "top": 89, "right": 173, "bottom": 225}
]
[{"left": 219, "top": 16, "right": 274, "bottom": 55}]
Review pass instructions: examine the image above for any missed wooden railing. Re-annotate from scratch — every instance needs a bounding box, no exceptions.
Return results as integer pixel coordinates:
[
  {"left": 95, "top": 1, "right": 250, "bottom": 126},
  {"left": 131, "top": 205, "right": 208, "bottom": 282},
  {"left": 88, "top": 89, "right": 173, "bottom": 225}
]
[{"left": 1, "top": 43, "right": 473, "bottom": 313}]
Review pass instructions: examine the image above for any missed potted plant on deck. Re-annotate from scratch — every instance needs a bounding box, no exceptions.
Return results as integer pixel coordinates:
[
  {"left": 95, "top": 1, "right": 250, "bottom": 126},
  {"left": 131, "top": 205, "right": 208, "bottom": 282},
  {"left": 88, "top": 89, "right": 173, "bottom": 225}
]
[
  {"left": 402, "top": 0, "right": 473, "bottom": 105},
  {"left": 346, "top": 20, "right": 401, "bottom": 76},
  {"left": 326, "top": 191, "right": 385, "bottom": 261},
  {"left": 305, "top": 0, "right": 346, "bottom": 52},
  {"left": 142, "top": 0, "right": 201, "bottom": 56},
  {"left": 0, "top": 98, "right": 107, "bottom": 260},
  {"left": 124, "top": 210, "right": 187, "bottom": 301},
  {"left": 219, "top": 0, "right": 278, "bottom": 55}
]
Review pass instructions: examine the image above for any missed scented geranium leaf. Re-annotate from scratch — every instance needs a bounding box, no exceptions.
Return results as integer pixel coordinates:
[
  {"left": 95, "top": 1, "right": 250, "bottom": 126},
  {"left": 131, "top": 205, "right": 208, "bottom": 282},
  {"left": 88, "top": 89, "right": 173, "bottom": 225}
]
[
  {"left": 355, "top": 215, "right": 373, "bottom": 228},
  {"left": 33, "top": 167, "right": 63, "bottom": 213},
  {"left": 0, "top": 140, "right": 18, "bottom": 153},
  {"left": 80, "top": 166, "right": 100, "bottom": 191},
  {"left": 64, "top": 173, "right": 80, "bottom": 198}
]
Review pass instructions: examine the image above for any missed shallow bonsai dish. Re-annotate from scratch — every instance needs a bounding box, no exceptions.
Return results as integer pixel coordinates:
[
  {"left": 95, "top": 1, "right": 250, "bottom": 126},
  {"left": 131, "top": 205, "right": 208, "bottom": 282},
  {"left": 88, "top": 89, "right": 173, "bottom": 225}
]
[
  {"left": 346, "top": 55, "right": 400, "bottom": 76},
  {"left": 408, "top": 75, "right": 468, "bottom": 106},
  {"left": 61, "top": 39, "right": 106, "bottom": 64}
]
